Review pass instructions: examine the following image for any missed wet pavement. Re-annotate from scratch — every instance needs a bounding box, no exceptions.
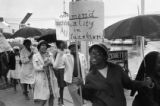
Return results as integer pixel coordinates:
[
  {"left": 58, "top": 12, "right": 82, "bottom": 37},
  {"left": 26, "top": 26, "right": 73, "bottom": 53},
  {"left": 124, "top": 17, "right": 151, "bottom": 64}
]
[{"left": 0, "top": 85, "right": 134, "bottom": 106}]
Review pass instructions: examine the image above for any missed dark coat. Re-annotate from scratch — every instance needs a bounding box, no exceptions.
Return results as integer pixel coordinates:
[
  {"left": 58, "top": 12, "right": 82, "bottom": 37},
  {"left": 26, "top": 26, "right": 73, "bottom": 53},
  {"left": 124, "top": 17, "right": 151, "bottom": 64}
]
[
  {"left": 8, "top": 51, "right": 16, "bottom": 70},
  {"left": 131, "top": 76, "right": 160, "bottom": 106},
  {"left": 0, "top": 52, "right": 10, "bottom": 77},
  {"left": 82, "top": 62, "right": 143, "bottom": 106},
  {"left": 130, "top": 51, "right": 160, "bottom": 106}
]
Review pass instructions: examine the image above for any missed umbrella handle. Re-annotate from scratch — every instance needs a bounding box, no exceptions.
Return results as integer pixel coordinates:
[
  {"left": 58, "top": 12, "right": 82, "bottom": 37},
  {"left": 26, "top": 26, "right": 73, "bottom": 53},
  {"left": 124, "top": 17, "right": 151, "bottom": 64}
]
[{"left": 141, "top": 37, "right": 147, "bottom": 79}]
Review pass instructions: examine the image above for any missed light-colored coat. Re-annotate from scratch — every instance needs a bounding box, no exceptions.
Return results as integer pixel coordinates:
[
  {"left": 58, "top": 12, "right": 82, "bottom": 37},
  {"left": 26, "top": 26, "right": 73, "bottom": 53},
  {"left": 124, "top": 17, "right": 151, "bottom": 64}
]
[
  {"left": 20, "top": 47, "right": 34, "bottom": 84},
  {"left": 62, "top": 52, "right": 88, "bottom": 83},
  {"left": 32, "top": 52, "right": 58, "bottom": 100}
]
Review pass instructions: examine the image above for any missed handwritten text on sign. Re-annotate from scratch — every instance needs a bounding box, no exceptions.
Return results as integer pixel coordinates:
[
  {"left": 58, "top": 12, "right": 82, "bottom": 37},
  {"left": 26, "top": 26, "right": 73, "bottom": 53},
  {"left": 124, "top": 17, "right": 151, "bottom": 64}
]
[
  {"left": 69, "top": 1, "right": 104, "bottom": 41},
  {"left": 55, "top": 13, "right": 69, "bottom": 41}
]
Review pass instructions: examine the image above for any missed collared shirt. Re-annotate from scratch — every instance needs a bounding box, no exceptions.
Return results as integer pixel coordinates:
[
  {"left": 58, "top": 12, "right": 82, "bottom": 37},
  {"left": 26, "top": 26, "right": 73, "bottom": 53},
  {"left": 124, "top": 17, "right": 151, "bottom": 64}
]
[
  {"left": 53, "top": 50, "right": 65, "bottom": 69},
  {"left": 98, "top": 66, "right": 108, "bottom": 78}
]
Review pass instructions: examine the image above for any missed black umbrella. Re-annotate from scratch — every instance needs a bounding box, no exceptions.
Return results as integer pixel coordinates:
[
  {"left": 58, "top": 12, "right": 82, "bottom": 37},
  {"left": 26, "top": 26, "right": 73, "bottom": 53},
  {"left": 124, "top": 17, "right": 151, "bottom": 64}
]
[
  {"left": 39, "top": 28, "right": 56, "bottom": 35},
  {"left": 12, "top": 27, "right": 42, "bottom": 38},
  {"left": 36, "top": 33, "right": 57, "bottom": 43},
  {"left": 104, "top": 14, "right": 160, "bottom": 40},
  {"left": 3, "top": 32, "right": 13, "bottom": 39}
]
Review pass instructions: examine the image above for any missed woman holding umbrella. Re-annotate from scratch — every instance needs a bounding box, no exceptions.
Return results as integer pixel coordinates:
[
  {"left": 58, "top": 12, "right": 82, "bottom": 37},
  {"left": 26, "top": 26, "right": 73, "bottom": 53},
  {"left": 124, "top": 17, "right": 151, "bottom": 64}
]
[
  {"left": 131, "top": 51, "right": 160, "bottom": 106},
  {"left": 20, "top": 39, "right": 35, "bottom": 99}
]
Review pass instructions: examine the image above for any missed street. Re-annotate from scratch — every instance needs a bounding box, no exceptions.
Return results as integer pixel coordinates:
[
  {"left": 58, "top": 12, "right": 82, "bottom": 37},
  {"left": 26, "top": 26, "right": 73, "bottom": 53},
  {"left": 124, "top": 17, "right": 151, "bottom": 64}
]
[{"left": 0, "top": 85, "right": 134, "bottom": 106}]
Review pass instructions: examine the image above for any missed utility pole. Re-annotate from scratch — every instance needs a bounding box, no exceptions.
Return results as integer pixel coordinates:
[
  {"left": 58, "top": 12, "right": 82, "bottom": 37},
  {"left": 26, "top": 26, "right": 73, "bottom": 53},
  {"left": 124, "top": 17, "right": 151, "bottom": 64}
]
[
  {"left": 63, "top": 0, "right": 66, "bottom": 13},
  {"left": 137, "top": 5, "right": 140, "bottom": 16},
  {"left": 141, "top": 0, "right": 145, "bottom": 15}
]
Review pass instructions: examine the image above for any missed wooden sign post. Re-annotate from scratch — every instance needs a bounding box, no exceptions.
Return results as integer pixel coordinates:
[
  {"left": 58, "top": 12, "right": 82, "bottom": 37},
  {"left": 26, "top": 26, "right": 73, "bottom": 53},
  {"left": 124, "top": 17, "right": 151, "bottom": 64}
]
[{"left": 69, "top": 1, "right": 104, "bottom": 105}]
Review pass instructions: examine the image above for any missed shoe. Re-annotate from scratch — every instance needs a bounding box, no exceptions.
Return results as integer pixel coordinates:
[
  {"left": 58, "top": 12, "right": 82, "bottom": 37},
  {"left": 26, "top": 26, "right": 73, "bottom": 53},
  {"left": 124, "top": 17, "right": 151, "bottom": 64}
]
[
  {"left": 24, "top": 95, "right": 30, "bottom": 100},
  {"left": 58, "top": 97, "right": 60, "bottom": 104},
  {"left": 58, "top": 98, "right": 64, "bottom": 106},
  {"left": 58, "top": 103, "right": 64, "bottom": 106},
  {"left": 23, "top": 92, "right": 30, "bottom": 100}
]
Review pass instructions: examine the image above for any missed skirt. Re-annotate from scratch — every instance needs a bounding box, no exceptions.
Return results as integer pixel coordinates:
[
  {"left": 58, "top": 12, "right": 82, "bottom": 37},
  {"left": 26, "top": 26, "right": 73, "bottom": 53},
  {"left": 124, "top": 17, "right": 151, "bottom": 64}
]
[{"left": 54, "top": 68, "right": 66, "bottom": 88}]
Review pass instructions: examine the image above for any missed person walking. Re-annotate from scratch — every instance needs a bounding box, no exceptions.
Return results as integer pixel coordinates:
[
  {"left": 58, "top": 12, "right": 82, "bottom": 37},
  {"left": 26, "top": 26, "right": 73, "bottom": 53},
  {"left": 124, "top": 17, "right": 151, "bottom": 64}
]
[
  {"left": 60, "top": 42, "right": 88, "bottom": 106},
  {"left": 81, "top": 43, "right": 153, "bottom": 106},
  {"left": 32, "top": 40, "right": 58, "bottom": 106},
  {"left": 52, "top": 40, "right": 67, "bottom": 106},
  {"left": 0, "top": 51, "right": 10, "bottom": 88},
  {"left": 131, "top": 51, "right": 160, "bottom": 106},
  {"left": 20, "top": 39, "right": 35, "bottom": 99},
  {"left": 7, "top": 46, "right": 21, "bottom": 92}
]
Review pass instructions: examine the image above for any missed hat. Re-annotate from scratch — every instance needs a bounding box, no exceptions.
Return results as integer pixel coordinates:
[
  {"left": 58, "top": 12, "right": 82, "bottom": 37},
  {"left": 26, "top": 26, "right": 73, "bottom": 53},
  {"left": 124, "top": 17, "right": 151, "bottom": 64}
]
[
  {"left": 37, "top": 40, "right": 50, "bottom": 50},
  {"left": 68, "top": 42, "right": 80, "bottom": 49},
  {"left": 13, "top": 46, "right": 20, "bottom": 50},
  {"left": 49, "top": 43, "right": 56, "bottom": 47},
  {"left": 89, "top": 43, "right": 109, "bottom": 57}
]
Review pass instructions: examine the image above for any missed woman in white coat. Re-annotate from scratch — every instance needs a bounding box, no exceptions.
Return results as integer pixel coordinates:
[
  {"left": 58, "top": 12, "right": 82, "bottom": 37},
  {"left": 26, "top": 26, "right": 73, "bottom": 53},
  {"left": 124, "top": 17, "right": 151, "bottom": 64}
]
[
  {"left": 32, "top": 40, "right": 58, "bottom": 106},
  {"left": 20, "top": 39, "right": 35, "bottom": 99}
]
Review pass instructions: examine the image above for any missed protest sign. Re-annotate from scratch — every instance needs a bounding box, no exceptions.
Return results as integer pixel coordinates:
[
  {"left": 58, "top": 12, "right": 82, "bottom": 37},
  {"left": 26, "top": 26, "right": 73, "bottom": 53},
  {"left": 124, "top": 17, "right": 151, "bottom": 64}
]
[
  {"left": 55, "top": 12, "right": 69, "bottom": 41},
  {"left": 108, "top": 50, "right": 128, "bottom": 64},
  {"left": 108, "top": 50, "right": 129, "bottom": 71},
  {"left": 69, "top": 1, "right": 104, "bottom": 41}
]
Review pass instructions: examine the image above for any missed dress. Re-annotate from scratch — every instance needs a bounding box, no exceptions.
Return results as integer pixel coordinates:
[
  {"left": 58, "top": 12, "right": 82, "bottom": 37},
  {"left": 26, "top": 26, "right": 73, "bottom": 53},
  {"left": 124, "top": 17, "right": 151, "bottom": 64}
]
[
  {"left": 20, "top": 47, "right": 34, "bottom": 84},
  {"left": 32, "top": 52, "right": 58, "bottom": 100}
]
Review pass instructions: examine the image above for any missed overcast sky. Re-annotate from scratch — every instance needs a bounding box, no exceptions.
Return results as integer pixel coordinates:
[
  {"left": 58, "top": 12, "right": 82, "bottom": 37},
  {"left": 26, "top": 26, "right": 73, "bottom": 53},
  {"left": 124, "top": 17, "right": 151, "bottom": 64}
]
[{"left": 0, "top": 0, "right": 160, "bottom": 29}]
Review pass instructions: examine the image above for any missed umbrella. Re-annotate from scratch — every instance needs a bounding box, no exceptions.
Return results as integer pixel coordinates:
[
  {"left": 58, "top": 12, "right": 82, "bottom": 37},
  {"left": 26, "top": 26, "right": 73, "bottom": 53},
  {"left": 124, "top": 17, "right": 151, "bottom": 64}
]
[
  {"left": 104, "top": 14, "right": 160, "bottom": 40},
  {"left": 39, "top": 28, "right": 56, "bottom": 35},
  {"left": 3, "top": 32, "right": 13, "bottom": 39},
  {"left": 12, "top": 27, "right": 42, "bottom": 38},
  {"left": 36, "top": 33, "right": 57, "bottom": 43}
]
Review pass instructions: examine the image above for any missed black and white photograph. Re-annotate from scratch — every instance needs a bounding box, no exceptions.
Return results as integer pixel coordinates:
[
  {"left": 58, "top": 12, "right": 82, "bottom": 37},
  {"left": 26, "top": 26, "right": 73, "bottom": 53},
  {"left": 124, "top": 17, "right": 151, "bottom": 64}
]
[{"left": 1, "top": 0, "right": 160, "bottom": 106}]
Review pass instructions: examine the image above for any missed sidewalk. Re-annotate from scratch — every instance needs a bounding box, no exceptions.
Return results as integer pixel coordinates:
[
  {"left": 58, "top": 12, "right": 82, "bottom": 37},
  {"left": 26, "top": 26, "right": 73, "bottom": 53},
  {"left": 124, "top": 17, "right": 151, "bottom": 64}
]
[
  {"left": 0, "top": 85, "right": 134, "bottom": 106},
  {"left": 0, "top": 85, "right": 73, "bottom": 106}
]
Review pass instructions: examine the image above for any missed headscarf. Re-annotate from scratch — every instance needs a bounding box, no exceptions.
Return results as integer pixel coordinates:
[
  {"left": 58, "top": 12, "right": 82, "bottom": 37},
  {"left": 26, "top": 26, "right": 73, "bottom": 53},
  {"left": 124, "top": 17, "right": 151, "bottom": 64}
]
[{"left": 13, "top": 46, "right": 20, "bottom": 50}]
